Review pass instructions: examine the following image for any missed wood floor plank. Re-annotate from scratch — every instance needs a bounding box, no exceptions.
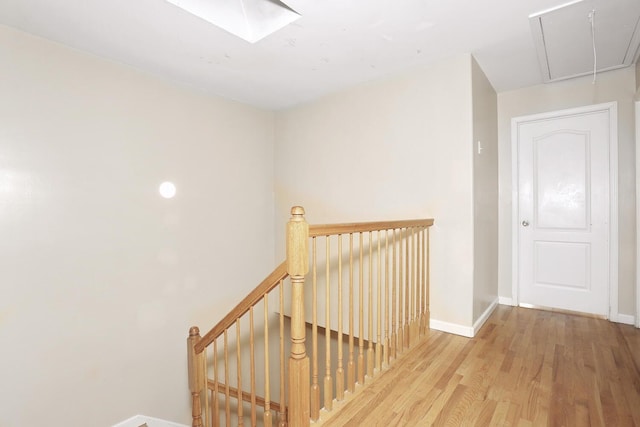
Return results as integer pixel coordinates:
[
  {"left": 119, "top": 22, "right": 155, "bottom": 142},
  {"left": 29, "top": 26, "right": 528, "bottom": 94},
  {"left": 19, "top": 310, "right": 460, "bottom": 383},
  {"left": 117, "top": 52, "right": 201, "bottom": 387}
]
[{"left": 317, "top": 306, "right": 640, "bottom": 426}]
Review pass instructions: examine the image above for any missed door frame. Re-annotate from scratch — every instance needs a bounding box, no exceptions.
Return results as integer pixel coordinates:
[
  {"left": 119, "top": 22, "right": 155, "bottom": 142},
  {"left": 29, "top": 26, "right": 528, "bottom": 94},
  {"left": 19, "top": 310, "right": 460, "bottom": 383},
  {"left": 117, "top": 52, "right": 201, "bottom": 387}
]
[
  {"left": 511, "top": 102, "right": 618, "bottom": 319},
  {"left": 636, "top": 100, "right": 640, "bottom": 328}
]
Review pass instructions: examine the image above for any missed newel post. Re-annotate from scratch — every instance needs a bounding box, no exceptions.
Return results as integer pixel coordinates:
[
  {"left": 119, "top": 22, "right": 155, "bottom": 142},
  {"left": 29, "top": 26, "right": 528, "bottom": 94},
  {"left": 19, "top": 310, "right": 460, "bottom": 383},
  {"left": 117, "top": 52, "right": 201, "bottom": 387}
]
[
  {"left": 286, "top": 206, "right": 310, "bottom": 427},
  {"left": 188, "top": 326, "right": 204, "bottom": 427}
]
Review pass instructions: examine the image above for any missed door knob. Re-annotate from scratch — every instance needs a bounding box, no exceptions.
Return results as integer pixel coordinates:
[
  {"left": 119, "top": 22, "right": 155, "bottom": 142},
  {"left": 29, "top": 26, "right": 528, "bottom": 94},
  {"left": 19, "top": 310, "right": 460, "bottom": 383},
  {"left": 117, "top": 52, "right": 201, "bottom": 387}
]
[{"left": 522, "top": 220, "right": 529, "bottom": 227}]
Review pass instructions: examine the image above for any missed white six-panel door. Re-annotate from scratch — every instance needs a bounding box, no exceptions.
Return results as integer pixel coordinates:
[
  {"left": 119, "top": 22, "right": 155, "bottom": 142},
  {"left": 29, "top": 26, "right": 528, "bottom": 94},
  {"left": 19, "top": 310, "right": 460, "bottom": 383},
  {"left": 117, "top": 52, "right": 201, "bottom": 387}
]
[{"left": 514, "top": 105, "right": 616, "bottom": 316}]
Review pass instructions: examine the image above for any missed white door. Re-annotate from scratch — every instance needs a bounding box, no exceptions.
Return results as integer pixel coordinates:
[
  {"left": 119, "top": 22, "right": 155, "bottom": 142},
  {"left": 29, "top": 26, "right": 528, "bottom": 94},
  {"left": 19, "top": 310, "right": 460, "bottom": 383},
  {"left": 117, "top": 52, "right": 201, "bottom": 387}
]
[{"left": 515, "top": 107, "right": 612, "bottom": 316}]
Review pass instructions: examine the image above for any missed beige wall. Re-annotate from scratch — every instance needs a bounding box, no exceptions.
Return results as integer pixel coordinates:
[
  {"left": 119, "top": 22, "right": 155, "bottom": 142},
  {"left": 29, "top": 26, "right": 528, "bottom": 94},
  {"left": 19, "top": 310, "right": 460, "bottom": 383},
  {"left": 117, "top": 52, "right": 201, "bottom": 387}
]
[
  {"left": 471, "top": 58, "right": 499, "bottom": 322},
  {"left": 0, "top": 26, "right": 275, "bottom": 426},
  {"left": 275, "top": 54, "right": 476, "bottom": 328},
  {"left": 498, "top": 67, "right": 637, "bottom": 316}
]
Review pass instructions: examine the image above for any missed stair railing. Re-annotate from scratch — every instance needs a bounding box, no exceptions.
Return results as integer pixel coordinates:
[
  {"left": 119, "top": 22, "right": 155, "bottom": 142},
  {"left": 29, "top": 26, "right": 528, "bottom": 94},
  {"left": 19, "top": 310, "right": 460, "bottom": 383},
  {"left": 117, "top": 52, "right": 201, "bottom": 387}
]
[{"left": 188, "top": 207, "right": 434, "bottom": 427}]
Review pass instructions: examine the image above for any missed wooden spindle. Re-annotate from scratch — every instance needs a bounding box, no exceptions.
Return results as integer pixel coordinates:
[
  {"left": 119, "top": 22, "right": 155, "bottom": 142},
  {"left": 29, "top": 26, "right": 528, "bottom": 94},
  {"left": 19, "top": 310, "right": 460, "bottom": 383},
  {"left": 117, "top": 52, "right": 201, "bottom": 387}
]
[
  {"left": 336, "top": 234, "right": 345, "bottom": 401},
  {"left": 415, "top": 229, "right": 421, "bottom": 337},
  {"left": 250, "top": 308, "right": 257, "bottom": 427},
  {"left": 188, "top": 327, "right": 204, "bottom": 427},
  {"left": 236, "top": 320, "right": 244, "bottom": 426},
  {"left": 210, "top": 389, "right": 214, "bottom": 427},
  {"left": 264, "top": 296, "right": 272, "bottom": 427},
  {"left": 376, "top": 231, "right": 382, "bottom": 372},
  {"left": 384, "top": 230, "right": 390, "bottom": 366},
  {"left": 421, "top": 227, "right": 427, "bottom": 334},
  {"left": 398, "top": 228, "right": 404, "bottom": 353},
  {"left": 391, "top": 229, "right": 397, "bottom": 360},
  {"left": 286, "top": 206, "right": 310, "bottom": 427},
  {"left": 278, "top": 282, "right": 286, "bottom": 427},
  {"left": 214, "top": 339, "right": 220, "bottom": 426},
  {"left": 203, "top": 347, "right": 210, "bottom": 427},
  {"left": 311, "top": 238, "right": 320, "bottom": 421},
  {"left": 348, "top": 233, "right": 355, "bottom": 393},
  {"left": 410, "top": 228, "right": 418, "bottom": 346},
  {"left": 418, "top": 228, "right": 424, "bottom": 336},
  {"left": 224, "top": 330, "right": 231, "bottom": 427},
  {"left": 404, "top": 228, "right": 410, "bottom": 349},
  {"left": 358, "top": 232, "right": 365, "bottom": 385},
  {"left": 367, "top": 232, "right": 374, "bottom": 378},
  {"left": 324, "top": 236, "right": 333, "bottom": 410},
  {"left": 426, "top": 228, "right": 431, "bottom": 330}
]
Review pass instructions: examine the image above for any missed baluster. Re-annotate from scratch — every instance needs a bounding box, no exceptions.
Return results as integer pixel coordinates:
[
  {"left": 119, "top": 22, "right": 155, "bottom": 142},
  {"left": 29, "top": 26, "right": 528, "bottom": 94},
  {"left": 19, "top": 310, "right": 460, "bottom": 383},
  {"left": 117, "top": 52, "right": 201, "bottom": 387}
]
[
  {"left": 203, "top": 346, "right": 210, "bottom": 427},
  {"left": 391, "top": 229, "right": 397, "bottom": 360},
  {"left": 384, "top": 230, "right": 390, "bottom": 366},
  {"left": 263, "top": 295, "right": 272, "bottom": 427},
  {"left": 358, "top": 232, "right": 365, "bottom": 385},
  {"left": 311, "top": 238, "right": 319, "bottom": 421},
  {"left": 421, "top": 227, "right": 427, "bottom": 334},
  {"left": 398, "top": 228, "right": 404, "bottom": 353},
  {"left": 224, "top": 330, "right": 231, "bottom": 427},
  {"left": 426, "top": 228, "right": 431, "bottom": 330},
  {"left": 278, "top": 282, "right": 286, "bottom": 427},
  {"left": 324, "top": 237, "right": 333, "bottom": 410},
  {"left": 404, "top": 228, "right": 410, "bottom": 349},
  {"left": 210, "top": 390, "right": 214, "bottom": 427},
  {"left": 250, "top": 308, "right": 256, "bottom": 427},
  {"left": 214, "top": 339, "right": 219, "bottom": 426},
  {"left": 411, "top": 227, "right": 417, "bottom": 346},
  {"left": 418, "top": 228, "right": 424, "bottom": 336},
  {"left": 336, "top": 234, "right": 345, "bottom": 401},
  {"left": 348, "top": 233, "right": 355, "bottom": 393},
  {"left": 286, "top": 206, "right": 310, "bottom": 427},
  {"left": 376, "top": 231, "right": 382, "bottom": 372},
  {"left": 188, "top": 327, "right": 203, "bottom": 427},
  {"left": 236, "top": 320, "right": 244, "bottom": 426},
  {"left": 367, "top": 232, "right": 374, "bottom": 378}
]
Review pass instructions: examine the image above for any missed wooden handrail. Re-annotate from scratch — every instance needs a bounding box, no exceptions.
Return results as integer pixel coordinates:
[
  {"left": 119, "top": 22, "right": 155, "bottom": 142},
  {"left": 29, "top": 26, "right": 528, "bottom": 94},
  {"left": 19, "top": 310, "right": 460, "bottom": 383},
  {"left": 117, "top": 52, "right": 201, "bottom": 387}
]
[
  {"left": 195, "top": 261, "right": 288, "bottom": 354},
  {"left": 309, "top": 218, "right": 434, "bottom": 237},
  {"left": 194, "top": 218, "right": 435, "bottom": 354}
]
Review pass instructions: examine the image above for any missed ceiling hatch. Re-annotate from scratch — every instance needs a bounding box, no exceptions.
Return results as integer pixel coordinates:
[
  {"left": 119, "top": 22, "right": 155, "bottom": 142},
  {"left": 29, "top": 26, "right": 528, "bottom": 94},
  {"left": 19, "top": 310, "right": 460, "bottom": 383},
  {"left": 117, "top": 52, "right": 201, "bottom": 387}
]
[{"left": 530, "top": 0, "right": 640, "bottom": 83}]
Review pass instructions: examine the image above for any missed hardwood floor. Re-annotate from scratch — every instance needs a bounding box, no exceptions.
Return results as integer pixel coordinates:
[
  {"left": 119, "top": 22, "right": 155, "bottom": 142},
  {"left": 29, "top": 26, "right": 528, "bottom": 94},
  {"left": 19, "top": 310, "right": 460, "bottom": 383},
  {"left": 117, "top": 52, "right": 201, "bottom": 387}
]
[{"left": 319, "top": 305, "right": 640, "bottom": 426}]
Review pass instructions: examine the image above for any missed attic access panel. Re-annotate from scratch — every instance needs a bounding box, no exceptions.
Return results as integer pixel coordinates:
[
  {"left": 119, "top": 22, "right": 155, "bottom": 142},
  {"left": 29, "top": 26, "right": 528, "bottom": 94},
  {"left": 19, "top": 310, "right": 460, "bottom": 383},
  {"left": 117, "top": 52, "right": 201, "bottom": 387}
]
[{"left": 530, "top": 0, "right": 640, "bottom": 83}]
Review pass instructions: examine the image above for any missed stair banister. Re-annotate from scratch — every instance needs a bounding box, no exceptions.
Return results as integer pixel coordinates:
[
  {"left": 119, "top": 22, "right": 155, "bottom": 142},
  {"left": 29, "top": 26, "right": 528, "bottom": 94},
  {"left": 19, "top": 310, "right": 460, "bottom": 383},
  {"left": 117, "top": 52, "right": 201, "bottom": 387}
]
[
  {"left": 286, "top": 206, "right": 310, "bottom": 427},
  {"left": 187, "top": 206, "right": 434, "bottom": 427}
]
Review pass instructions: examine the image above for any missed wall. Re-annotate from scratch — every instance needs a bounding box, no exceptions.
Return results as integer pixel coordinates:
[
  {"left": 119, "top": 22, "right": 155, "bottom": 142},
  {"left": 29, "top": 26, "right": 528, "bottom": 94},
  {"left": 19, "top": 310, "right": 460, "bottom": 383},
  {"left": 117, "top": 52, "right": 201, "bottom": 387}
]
[
  {"left": 0, "top": 26, "right": 275, "bottom": 427},
  {"left": 275, "top": 54, "right": 475, "bottom": 329},
  {"left": 471, "top": 58, "right": 499, "bottom": 323},
  {"left": 497, "top": 67, "right": 637, "bottom": 317}
]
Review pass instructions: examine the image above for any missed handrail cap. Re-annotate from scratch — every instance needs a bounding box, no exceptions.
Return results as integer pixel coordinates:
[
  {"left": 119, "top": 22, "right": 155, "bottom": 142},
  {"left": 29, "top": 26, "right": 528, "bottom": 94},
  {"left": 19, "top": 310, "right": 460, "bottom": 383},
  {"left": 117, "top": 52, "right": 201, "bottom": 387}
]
[{"left": 189, "top": 326, "right": 200, "bottom": 337}]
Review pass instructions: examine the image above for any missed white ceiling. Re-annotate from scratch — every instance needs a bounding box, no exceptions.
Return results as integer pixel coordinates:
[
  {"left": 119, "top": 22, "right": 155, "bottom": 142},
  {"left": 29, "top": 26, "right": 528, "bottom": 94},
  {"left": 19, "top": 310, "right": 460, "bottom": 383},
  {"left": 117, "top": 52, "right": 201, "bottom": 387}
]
[{"left": 0, "top": 0, "right": 637, "bottom": 110}]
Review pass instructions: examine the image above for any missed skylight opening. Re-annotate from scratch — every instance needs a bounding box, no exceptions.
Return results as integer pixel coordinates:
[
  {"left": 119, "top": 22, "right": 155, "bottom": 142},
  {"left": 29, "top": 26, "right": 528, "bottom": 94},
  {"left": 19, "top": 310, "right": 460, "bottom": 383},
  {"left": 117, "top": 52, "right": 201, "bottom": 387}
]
[{"left": 165, "top": 0, "right": 300, "bottom": 43}]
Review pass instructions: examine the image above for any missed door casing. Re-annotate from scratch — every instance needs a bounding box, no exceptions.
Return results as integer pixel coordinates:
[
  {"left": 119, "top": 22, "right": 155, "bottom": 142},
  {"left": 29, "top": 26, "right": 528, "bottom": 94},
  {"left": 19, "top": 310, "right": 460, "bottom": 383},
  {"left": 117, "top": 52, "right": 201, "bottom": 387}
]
[{"left": 511, "top": 102, "right": 618, "bottom": 319}]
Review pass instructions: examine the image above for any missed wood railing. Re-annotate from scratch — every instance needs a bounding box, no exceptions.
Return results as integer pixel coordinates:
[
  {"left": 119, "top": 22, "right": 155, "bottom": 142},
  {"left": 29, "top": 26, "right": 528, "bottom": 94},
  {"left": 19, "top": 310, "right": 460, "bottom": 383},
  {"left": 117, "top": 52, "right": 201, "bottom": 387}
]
[{"left": 188, "top": 207, "right": 434, "bottom": 426}]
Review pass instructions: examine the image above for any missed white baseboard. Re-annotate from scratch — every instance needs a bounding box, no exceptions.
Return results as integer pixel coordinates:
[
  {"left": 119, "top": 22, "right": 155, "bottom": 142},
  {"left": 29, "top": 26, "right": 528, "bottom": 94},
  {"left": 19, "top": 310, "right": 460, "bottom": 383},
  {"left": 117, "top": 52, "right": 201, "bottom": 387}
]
[
  {"left": 613, "top": 313, "right": 635, "bottom": 325},
  {"left": 431, "top": 298, "right": 500, "bottom": 338},
  {"left": 112, "top": 415, "right": 189, "bottom": 427},
  {"left": 472, "top": 298, "right": 499, "bottom": 336},
  {"left": 498, "top": 296, "right": 514, "bottom": 306},
  {"left": 430, "top": 319, "right": 474, "bottom": 338}
]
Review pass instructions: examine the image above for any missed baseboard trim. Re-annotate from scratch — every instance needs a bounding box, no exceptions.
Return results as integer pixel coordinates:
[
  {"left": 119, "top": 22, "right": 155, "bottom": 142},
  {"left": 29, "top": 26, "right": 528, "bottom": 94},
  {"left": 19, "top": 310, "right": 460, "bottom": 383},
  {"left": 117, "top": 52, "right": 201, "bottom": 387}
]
[
  {"left": 613, "top": 313, "right": 635, "bottom": 325},
  {"left": 430, "top": 319, "right": 474, "bottom": 338},
  {"left": 473, "top": 298, "right": 499, "bottom": 336},
  {"left": 498, "top": 296, "right": 514, "bottom": 306},
  {"left": 112, "top": 415, "right": 189, "bottom": 427}
]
